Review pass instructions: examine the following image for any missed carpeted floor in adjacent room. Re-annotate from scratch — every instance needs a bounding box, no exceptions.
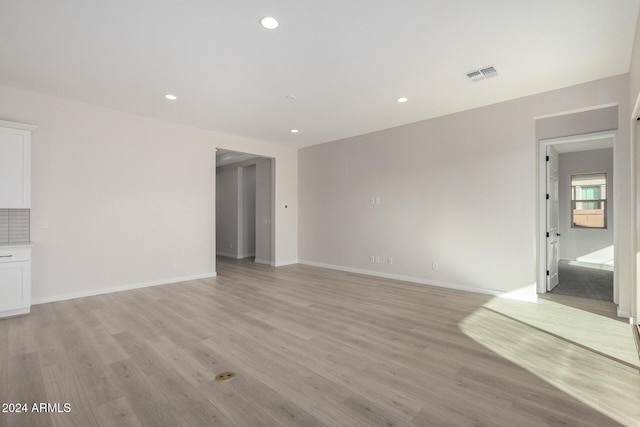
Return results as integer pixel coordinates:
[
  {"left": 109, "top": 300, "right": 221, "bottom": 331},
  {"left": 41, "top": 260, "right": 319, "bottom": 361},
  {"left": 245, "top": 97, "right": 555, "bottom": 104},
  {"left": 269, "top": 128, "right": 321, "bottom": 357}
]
[{"left": 551, "top": 260, "right": 613, "bottom": 301}]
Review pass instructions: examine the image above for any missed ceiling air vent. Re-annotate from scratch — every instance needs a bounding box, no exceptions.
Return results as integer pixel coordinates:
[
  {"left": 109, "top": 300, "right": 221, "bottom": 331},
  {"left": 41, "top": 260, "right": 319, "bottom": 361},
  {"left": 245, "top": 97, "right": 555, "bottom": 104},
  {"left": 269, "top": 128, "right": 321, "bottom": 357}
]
[{"left": 466, "top": 65, "right": 499, "bottom": 82}]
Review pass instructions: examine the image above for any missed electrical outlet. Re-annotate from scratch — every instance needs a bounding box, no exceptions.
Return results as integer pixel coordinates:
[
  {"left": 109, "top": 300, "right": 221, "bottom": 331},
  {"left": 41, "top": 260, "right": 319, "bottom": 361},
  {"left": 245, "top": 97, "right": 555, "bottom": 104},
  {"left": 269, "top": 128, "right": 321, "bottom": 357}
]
[
  {"left": 432, "top": 262, "right": 438, "bottom": 270},
  {"left": 387, "top": 258, "right": 393, "bottom": 265},
  {"left": 370, "top": 256, "right": 375, "bottom": 263},
  {"left": 370, "top": 197, "right": 376, "bottom": 204},
  {"left": 375, "top": 256, "right": 380, "bottom": 263}
]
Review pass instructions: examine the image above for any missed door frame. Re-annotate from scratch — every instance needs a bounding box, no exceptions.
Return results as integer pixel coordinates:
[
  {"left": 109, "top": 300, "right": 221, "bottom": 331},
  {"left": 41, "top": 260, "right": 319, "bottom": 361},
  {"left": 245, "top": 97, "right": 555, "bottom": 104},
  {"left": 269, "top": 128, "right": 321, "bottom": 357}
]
[
  {"left": 215, "top": 149, "right": 276, "bottom": 266},
  {"left": 537, "top": 130, "right": 618, "bottom": 300},
  {"left": 545, "top": 145, "right": 560, "bottom": 292}
]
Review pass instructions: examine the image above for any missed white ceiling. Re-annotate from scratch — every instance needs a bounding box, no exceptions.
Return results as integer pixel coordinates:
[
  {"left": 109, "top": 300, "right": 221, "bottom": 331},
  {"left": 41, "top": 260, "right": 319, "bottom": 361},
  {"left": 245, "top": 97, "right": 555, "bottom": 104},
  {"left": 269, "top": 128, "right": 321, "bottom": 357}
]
[{"left": 1, "top": 1, "right": 638, "bottom": 148}]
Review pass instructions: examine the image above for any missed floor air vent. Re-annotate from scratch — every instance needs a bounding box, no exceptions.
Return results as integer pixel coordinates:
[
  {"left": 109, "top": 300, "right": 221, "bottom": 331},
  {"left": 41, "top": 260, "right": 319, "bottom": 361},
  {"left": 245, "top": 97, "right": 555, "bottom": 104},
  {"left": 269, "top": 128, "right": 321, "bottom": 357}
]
[
  {"left": 466, "top": 65, "right": 499, "bottom": 82},
  {"left": 215, "top": 371, "right": 236, "bottom": 382}
]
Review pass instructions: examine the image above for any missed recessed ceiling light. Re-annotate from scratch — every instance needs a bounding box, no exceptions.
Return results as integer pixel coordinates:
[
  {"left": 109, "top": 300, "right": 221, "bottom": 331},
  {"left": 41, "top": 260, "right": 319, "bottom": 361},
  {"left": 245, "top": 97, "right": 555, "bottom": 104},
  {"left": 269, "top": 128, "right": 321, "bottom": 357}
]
[
  {"left": 396, "top": 97, "right": 408, "bottom": 103},
  {"left": 260, "top": 17, "right": 279, "bottom": 30},
  {"left": 290, "top": 129, "right": 299, "bottom": 134},
  {"left": 165, "top": 94, "right": 177, "bottom": 100}
]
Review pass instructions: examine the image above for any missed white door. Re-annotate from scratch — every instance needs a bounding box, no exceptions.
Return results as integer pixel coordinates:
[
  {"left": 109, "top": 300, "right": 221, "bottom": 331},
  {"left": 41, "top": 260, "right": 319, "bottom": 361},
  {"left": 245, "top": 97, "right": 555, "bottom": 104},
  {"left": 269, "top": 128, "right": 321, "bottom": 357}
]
[{"left": 546, "top": 145, "right": 560, "bottom": 291}]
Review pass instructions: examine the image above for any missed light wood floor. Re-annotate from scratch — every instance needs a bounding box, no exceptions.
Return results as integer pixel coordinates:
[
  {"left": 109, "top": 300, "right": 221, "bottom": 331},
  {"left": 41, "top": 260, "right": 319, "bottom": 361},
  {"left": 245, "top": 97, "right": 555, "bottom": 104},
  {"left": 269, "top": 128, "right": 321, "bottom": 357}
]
[{"left": 1, "top": 257, "right": 639, "bottom": 426}]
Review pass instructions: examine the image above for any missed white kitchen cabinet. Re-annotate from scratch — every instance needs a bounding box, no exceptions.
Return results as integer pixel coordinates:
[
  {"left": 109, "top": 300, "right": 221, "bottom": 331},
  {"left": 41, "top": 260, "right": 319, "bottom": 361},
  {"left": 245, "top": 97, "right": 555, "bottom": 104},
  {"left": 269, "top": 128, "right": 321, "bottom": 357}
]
[
  {"left": 0, "top": 245, "right": 31, "bottom": 318},
  {"left": 0, "top": 120, "right": 36, "bottom": 208}
]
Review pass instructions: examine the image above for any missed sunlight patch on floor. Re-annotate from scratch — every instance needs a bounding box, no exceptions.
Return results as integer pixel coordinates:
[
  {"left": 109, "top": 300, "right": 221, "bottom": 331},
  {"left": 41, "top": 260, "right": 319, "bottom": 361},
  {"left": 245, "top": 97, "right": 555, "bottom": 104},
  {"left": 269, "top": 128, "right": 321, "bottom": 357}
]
[
  {"left": 460, "top": 298, "right": 640, "bottom": 426},
  {"left": 575, "top": 245, "right": 614, "bottom": 269},
  {"left": 568, "top": 260, "right": 614, "bottom": 271},
  {"left": 484, "top": 297, "right": 637, "bottom": 367}
]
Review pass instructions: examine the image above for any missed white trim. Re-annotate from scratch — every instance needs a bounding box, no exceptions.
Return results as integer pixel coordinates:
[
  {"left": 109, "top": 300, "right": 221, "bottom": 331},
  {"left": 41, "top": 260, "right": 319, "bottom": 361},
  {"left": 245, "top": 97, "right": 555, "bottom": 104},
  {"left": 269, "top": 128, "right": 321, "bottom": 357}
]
[
  {"left": 254, "top": 258, "right": 271, "bottom": 265},
  {"left": 31, "top": 272, "right": 217, "bottom": 305},
  {"left": 633, "top": 119, "right": 639, "bottom": 328},
  {"left": 217, "top": 251, "right": 241, "bottom": 259},
  {"left": 272, "top": 259, "right": 298, "bottom": 267},
  {"left": 237, "top": 167, "right": 244, "bottom": 258},
  {"left": 219, "top": 252, "right": 255, "bottom": 259},
  {"left": 0, "top": 119, "right": 38, "bottom": 131},
  {"left": 533, "top": 102, "right": 618, "bottom": 120},
  {"left": 298, "top": 260, "right": 537, "bottom": 301},
  {"left": 617, "top": 309, "right": 631, "bottom": 319},
  {"left": 0, "top": 307, "right": 31, "bottom": 318},
  {"left": 538, "top": 130, "right": 617, "bottom": 146}
]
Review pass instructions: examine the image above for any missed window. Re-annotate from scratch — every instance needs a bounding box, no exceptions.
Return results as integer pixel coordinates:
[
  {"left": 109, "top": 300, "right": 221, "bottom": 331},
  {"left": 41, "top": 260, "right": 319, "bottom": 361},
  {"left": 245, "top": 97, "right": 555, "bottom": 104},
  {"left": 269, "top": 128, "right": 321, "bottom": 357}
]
[{"left": 571, "top": 173, "right": 606, "bottom": 228}]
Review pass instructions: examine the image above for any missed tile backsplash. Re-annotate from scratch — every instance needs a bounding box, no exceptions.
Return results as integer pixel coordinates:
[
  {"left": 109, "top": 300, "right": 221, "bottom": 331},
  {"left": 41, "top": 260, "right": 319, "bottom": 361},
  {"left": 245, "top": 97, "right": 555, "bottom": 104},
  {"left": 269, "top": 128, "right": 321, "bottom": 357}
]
[{"left": 0, "top": 209, "right": 30, "bottom": 244}]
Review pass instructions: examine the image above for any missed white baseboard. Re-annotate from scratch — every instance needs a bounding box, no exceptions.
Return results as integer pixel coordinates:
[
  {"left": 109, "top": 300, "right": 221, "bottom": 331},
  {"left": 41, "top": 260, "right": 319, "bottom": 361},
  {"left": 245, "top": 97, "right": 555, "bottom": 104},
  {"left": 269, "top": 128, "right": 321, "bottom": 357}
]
[
  {"left": 218, "top": 251, "right": 255, "bottom": 259},
  {"left": 0, "top": 307, "right": 31, "bottom": 318},
  {"left": 31, "top": 272, "right": 217, "bottom": 305},
  {"left": 273, "top": 259, "right": 299, "bottom": 267},
  {"left": 217, "top": 251, "right": 241, "bottom": 259},
  {"left": 617, "top": 309, "right": 631, "bottom": 319},
  {"left": 254, "top": 258, "right": 298, "bottom": 267},
  {"left": 297, "top": 260, "right": 525, "bottom": 299}
]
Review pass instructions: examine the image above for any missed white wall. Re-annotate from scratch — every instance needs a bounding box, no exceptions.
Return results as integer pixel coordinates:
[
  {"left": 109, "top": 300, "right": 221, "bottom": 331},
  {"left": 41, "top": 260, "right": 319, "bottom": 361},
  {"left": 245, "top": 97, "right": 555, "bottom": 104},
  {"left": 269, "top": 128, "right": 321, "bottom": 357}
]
[
  {"left": 243, "top": 165, "right": 256, "bottom": 257},
  {"left": 629, "top": 8, "right": 640, "bottom": 324},
  {"left": 0, "top": 84, "right": 298, "bottom": 302},
  {"left": 215, "top": 167, "right": 239, "bottom": 258},
  {"left": 299, "top": 75, "right": 631, "bottom": 307},
  {"left": 255, "top": 158, "right": 273, "bottom": 264},
  {"left": 631, "top": 10, "right": 640, "bottom": 115},
  {"left": 536, "top": 107, "right": 619, "bottom": 141},
  {"left": 558, "top": 148, "right": 614, "bottom": 262}
]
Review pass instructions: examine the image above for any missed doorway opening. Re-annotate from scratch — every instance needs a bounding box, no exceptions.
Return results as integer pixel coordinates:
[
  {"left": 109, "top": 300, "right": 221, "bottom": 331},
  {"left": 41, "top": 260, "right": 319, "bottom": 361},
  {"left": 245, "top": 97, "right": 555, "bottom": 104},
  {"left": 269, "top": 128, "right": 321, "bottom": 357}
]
[
  {"left": 215, "top": 148, "right": 275, "bottom": 266},
  {"left": 538, "top": 131, "right": 617, "bottom": 304}
]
